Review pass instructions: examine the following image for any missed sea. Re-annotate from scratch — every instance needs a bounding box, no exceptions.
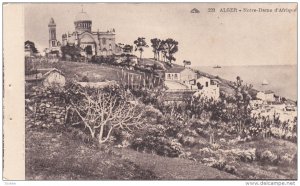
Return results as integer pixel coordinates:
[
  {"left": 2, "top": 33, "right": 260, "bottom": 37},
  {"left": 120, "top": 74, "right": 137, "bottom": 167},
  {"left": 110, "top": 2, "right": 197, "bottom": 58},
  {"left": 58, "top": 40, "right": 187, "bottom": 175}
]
[{"left": 194, "top": 65, "right": 297, "bottom": 101}]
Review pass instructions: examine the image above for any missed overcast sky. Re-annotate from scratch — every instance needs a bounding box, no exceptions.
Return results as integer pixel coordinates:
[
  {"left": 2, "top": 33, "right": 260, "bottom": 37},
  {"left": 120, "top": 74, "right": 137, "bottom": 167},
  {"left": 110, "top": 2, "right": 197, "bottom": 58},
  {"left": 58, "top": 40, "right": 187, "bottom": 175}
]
[{"left": 25, "top": 3, "right": 297, "bottom": 66}]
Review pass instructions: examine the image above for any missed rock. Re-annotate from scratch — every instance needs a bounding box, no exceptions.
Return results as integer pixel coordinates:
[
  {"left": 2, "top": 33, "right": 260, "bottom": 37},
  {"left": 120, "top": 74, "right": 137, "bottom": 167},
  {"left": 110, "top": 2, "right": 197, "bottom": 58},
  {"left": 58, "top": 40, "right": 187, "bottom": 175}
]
[
  {"left": 45, "top": 104, "right": 50, "bottom": 108},
  {"left": 55, "top": 119, "right": 60, "bottom": 123}
]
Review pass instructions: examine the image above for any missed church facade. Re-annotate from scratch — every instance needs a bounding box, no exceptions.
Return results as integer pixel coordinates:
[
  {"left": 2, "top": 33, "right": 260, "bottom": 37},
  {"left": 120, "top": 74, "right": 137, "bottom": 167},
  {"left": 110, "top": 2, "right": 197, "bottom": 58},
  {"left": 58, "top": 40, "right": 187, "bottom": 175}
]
[{"left": 48, "top": 10, "right": 121, "bottom": 57}]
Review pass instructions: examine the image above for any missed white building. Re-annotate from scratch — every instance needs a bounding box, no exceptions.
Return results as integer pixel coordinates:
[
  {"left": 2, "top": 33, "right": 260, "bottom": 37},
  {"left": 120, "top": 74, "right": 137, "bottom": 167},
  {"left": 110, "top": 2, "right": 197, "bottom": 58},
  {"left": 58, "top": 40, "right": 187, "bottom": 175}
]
[
  {"left": 256, "top": 90, "right": 275, "bottom": 102},
  {"left": 165, "top": 67, "right": 196, "bottom": 83},
  {"left": 193, "top": 76, "right": 220, "bottom": 100}
]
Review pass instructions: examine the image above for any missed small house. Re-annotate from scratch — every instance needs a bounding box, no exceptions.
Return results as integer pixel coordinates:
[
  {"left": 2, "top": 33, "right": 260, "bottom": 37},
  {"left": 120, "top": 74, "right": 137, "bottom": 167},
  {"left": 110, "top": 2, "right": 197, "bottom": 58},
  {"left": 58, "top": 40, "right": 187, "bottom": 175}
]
[
  {"left": 165, "top": 67, "right": 196, "bottom": 83},
  {"left": 193, "top": 76, "right": 220, "bottom": 100},
  {"left": 25, "top": 68, "right": 66, "bottom": 87}
]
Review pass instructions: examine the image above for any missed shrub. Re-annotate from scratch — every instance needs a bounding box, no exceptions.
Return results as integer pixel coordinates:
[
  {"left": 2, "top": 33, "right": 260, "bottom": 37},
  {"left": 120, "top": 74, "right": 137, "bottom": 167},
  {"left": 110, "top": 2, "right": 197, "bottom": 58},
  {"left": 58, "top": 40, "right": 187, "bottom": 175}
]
[
  {"left": 256, "top": 149, "right": 279, "bottom": 165},
  {"left": 131, "top": 123, "right": 185, "bottom": 158},
  {"left": 199, "top": 147, "right": 214, "bottom": 157},
  {"left": 224, "top": 165, "right": 237, "bottom": 174},
  {"left": 81, "top": 76, "right": 89, "bottom": 82},
  {"left": 210, "top": 143, "right": 221, "bottom": 151},
  {"left": 279, "top": 153, "right": 293, "bottom": 166},
  {"left": 180, "top": 136, "right": 196, "bottom": 147}
]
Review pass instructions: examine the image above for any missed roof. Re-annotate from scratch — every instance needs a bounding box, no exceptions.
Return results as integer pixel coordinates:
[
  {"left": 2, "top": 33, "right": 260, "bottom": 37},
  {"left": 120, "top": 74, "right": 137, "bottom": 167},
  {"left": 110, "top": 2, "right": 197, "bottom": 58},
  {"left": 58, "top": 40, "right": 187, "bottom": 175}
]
[
  {"left": 75, "top": 11, "right": 91, "bottom": 22},
  {"left": 165, "top": 67, "right": 186, "bottom": 73},
  {"left": 197, "top": 76, "right": 210, "bottom": 80},
  {"left": 211, "top": 78, "right": 221, "bottom": 83},
  {"left": 258, "top": 90, "right": 274, "bottom": 94},
  {"left": 25, "top": 68, "right": 64, "bottom": 81}
]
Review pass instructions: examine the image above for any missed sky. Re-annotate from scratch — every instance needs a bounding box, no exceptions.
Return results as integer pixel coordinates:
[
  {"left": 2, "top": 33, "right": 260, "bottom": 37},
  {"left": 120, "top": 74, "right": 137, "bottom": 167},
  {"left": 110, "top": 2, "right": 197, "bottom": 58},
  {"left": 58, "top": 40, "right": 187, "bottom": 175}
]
[{"left": 25, "top": 3, "right": 297, "bottom": 66}]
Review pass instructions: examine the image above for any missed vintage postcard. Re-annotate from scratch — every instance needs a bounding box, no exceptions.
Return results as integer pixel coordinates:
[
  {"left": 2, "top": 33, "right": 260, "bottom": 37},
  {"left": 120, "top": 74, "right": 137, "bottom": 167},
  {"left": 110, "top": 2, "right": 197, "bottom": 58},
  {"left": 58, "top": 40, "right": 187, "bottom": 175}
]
[{"left": 2, "top": 2, "right": 298, "bottom": 182}]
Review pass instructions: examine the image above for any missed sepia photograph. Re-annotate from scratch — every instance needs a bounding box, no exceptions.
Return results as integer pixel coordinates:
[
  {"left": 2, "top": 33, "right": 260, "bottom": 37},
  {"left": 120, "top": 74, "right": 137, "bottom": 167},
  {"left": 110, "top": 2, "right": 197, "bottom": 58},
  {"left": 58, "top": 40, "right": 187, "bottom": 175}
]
[{"left": 2, "top": 2, "right": 298, "bottom": 182}]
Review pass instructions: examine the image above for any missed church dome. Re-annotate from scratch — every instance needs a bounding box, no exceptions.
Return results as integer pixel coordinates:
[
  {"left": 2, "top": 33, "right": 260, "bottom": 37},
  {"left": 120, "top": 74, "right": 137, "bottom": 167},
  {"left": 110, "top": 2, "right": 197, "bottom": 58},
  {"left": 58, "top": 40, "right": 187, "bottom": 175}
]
[{"left": 75, "top": 11, "right": 90, "bottom": 22}]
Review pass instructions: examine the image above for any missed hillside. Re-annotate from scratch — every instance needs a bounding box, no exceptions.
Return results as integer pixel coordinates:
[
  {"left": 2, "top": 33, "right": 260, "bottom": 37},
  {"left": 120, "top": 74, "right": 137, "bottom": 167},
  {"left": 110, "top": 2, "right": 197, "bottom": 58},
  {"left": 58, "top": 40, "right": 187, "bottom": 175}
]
[
  {"left": 138, "top": 58, "right": 238, "bottom": 95},
  {"left": 26, "top": 126, "right": 237, "bottom": 180},
  {"left": 25, "top": 59, "right": 296, "bottom": 180}
]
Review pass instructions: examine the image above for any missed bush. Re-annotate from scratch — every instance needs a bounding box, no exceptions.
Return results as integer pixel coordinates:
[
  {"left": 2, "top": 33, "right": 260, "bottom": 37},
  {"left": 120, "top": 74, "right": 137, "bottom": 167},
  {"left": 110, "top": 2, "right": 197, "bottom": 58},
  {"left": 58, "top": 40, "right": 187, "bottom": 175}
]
[
  {"left": 180, "top": 136, "right": 196, "bottom": 147},
  {"left": 256, "top": 149, "right": 279, "bottom": 165},
  {"left": 131, "top": 124, "right": 184, "bottom": 157},
  {"left": 81, "top": 76, "right": 89, "bottom": 82},
  {"left": 224, "top": 165, "right": 237, "bottom": 174}
]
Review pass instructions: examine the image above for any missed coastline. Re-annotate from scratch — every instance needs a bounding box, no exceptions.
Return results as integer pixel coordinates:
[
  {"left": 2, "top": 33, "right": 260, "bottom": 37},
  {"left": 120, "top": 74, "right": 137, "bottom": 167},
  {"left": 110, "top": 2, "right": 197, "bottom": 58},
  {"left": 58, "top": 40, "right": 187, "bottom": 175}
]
[{"left": 191, "top": 65, "right": 297, "bottom": 102}]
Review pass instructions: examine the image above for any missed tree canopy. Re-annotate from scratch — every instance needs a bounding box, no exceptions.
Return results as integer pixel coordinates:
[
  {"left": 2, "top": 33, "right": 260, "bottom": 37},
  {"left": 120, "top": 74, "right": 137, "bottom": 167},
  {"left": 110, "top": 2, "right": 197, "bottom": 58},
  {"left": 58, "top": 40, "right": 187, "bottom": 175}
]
[
  {"left": 134, "top": 37, "right": 149, "bottom": 59},
  {"left": 164, "top": 38, "right": 179, "bottom": 64},
  {"left": 61, "top": 44, "right": 82, "bottom": 60},
  {"left": 25, "top": 40, "right": 39, "bottom": 54}
]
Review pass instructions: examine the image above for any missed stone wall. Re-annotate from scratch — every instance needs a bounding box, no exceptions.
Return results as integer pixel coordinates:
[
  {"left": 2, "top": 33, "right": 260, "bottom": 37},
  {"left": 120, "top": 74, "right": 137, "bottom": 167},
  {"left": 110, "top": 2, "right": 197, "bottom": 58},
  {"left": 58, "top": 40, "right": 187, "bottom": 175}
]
[{"left": 25, "top": 87, "right": 67, "bottom": 128}]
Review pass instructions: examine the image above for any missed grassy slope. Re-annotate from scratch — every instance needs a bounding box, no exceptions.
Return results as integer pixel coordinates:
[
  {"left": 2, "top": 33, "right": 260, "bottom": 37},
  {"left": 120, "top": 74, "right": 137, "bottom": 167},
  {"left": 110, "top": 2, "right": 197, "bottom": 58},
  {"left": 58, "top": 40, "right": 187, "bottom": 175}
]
[
  {"left": 114, "top": 148, "right": 237, "bottom": 180},
  {"left": 59, "top": 61, "right": 145, "bottom": 83},
  {"left": 34, "top": 61, "right": 146, "bottom": 84},
  {"left": 28, "top": 59, "right": 296, "bottom": 179},
  {"left": 26, "top": 127, "right": 236, "bottom": 180},
  {"left": 26, "top": 127, "right": 158, "bottom": 180}
]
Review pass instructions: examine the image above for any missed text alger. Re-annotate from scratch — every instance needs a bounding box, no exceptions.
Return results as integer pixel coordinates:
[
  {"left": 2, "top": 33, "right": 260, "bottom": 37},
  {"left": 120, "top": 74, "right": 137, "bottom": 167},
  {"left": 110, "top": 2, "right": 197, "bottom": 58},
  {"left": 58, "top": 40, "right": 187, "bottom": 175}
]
[{"left": 220, "top": 8, "right": 238, "bottom": 13}]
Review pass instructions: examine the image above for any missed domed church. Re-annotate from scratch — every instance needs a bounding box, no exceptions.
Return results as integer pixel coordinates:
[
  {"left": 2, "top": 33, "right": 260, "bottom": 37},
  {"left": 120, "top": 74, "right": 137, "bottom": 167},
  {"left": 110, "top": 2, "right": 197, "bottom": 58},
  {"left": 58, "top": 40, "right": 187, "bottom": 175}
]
[{"left": 50, "top": 9, "right": 121, "bottom": 57}]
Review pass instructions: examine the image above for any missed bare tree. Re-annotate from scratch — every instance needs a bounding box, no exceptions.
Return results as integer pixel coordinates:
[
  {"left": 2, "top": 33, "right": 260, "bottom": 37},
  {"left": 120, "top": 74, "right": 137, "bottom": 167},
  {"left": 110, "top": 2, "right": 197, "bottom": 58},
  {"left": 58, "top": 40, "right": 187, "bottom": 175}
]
[{"left": 69, "top": 88, "right": 145, "bottom": 144}]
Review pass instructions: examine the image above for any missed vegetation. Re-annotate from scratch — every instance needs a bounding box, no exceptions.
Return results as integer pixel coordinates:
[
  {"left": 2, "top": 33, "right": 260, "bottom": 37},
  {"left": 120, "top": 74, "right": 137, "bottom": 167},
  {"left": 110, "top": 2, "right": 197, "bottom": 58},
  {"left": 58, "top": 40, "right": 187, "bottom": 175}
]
[
  {"left": 25, "top": 55, "right": 296, "bottom": 179},
  {"left": 150, "top": 38, "right": 179, "bottom": 63},
  {"left": 163, "top": 38, "right": 179, "bottom": 63},
  {"left": 61, "top": 43, "right": 82, "bottom": 60},
  {"left": 66, "top": 85, "right": 145, "bottom": 144},
  {"left": 25, "top": 40, "right": 39, "bottom": 54},
  {"left": 150, "top": 38, "right": 164, "bottom": 61},
  {"left": 134, "top": 37, "right": 149, "bottom": 59},
  {"left": 183, "top": 60, "right": 191, "bottom": 67}
]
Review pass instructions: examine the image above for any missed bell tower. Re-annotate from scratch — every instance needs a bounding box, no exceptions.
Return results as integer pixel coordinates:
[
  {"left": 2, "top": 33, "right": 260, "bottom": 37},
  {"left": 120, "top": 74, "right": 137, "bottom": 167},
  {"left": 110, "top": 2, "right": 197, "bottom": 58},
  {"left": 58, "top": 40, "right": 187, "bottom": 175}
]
[{"left": 48, "top": 17, "right": 57, "bottom": 49}]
